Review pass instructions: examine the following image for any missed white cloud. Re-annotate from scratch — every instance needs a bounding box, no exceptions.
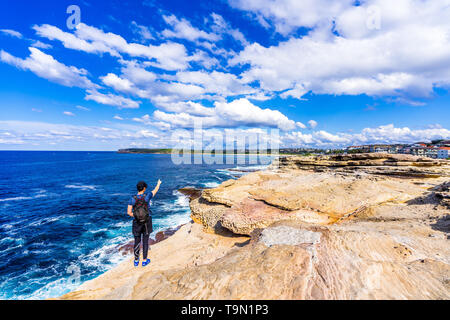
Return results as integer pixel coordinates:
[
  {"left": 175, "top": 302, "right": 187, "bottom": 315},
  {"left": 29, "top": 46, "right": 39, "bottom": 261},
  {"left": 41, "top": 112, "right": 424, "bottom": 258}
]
[
  {"left": 33, "top": 23, "right": 193, "bottom": 71},
  {"left": 132, "top": 114, "right": 151, "bottom": 123},
  {"left": 228, "top": 0, "right": 353, "bottom": 35},
  {"left": 231, "top": 0, "right": 450, "bottom": 100},
  {"left": 99, "top": 66, "right": 260, "bottom": 106},
  {"left": 156, "top": 101, "right": 216, "bottom": 117},
  {"left": 76, "top": 105, "right": 90, "bottom": 111},
  {"left": 120, "top": 61, "right": 157, "bottom": 84},
  {"left": 151, "top": 98, "right": 299, "bottom": 131},
  {"left": 101, "top": 73, "right": 134, "bottom": 92},
  {"left": 175, "top": 70, "right": 256, "bottom": 97},
  {"left": 1, "top": 120, "right": 449, "bottom": 150},
  {"left": 0, "top": 47, "right": 97, "bottom": 89},
  {"left": 130, "top": 21, "right": 154, "bottom": 41},
  {"left": 2, "top": 2, "right": 448, "bottom": 151},
  {"left": 0, "top": 29, "right": 23, "bottom": 38},
  {"left": 308, "top": 120, "right": 318, "bottom": 129},
  {"left": 296, "top": 122, "right": 307, "bottom": 129},
  {"left": 353, "top": 124, "right": 450, "bottom": 145},
  {"left": 85, "top": 90, "right": 140, "bottom": 109},
  {"left": 161, "top": 15, "right": 219, "bottom": 42},
  {"left": 280, "top": 83, "right": 309, "bottom": 99},
  {"left": 33, "top": 24, "right": 119, "bottom": 56},
  {"left": 31, "top": 40, "right": 53, "bottom": 49},
  {"left": 210, "top": 13, "right": 249, "bottom": 46},
  {"left": 0, "top": 120, "right": 167, "bottom": 150},
  {"left": 214, "top": 98, "right": 297, "bottom": 130},
  {"left": 135, "top": 130, "right": 158, "bottom": 138},
  {"left": 283, "top": 124, "right": 450, "bottom": 147},
  {"left": 63, "top": 111, "right": 75, "bottom": 116}
]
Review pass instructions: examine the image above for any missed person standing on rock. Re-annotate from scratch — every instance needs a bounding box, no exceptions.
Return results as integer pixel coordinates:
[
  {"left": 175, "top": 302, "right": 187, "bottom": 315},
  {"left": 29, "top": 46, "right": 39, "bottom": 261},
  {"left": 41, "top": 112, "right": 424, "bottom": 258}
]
[{"left": 127, "top": 180, "right": 162, "bottom": 267}]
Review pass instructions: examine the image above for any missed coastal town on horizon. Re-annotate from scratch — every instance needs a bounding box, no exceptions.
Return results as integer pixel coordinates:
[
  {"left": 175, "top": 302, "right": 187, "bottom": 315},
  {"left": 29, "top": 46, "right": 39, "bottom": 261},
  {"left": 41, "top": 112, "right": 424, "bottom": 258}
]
[{"left": 118, "top": 139, "right": 450, "bottom": 159}]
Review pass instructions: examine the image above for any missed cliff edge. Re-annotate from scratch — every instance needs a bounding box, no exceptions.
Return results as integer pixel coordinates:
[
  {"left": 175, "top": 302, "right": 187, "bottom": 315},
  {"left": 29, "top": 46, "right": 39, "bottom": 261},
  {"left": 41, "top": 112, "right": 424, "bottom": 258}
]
[{"left": 60, "top": 154, "right": 450, "bottom": 300}]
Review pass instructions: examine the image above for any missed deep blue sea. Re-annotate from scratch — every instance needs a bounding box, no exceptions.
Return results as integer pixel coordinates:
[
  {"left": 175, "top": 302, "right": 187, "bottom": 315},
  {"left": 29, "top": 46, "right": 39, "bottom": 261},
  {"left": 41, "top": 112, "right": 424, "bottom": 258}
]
[{"left": 0, "top": 151, "right": 271, "bottom": 300}]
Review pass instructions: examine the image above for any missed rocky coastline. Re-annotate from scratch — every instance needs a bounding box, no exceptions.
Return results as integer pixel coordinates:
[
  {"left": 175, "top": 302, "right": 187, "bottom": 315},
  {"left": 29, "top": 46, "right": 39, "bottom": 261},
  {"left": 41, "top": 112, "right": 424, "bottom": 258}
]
[{"left": 59, "top": 153, "right": 449, "bottom": 300}]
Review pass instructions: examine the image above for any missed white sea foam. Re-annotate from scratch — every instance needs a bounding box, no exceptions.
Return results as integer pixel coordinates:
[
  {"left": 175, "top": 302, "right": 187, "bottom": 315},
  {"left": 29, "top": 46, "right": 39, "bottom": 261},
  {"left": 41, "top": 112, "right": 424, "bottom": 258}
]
[
  {"left": 28, "top": 215, "right": 69, "bottom": 227},
  {"left": 0, "top": 196, "right": 34, "bottom": 202},
  {"left": 65, "top": 184, "right": 97, "bottom": 191},
  {"left": 11, "top": 189, "right": 191, "bottom": 300},
  {"left": 151, "top": 191, "right": 191, "bottom": 234},
  {"left": 216, "top": 168, "right": 234, "bottom": 176},
  {"left": 0, "top": 237, "right": 16, "bottom": 245},
  {"left": 158, "top": 191, "right": 190, "bottom": 212},
  {"left": 16, "top": 274, "right": 81, "bottom": 300},
  {"left": 151, "top": 212, "right": 191, "bottom": 235},
  {"left": 202, "top": 181, "right": 221, "bottom": 188},
  {"left": 0, "top": 190, "right": 47, "bottom": 202},
  {"left": 174, "top": 191, "right": 190, "bottom": 207},
  {"left": 215, "top": 164, "right": 270, "bottom": 178},
  {"left": 78, "top": 234, "right": 130, "bottom": 271},
  {"left": 232, "top": 164, "right": 270, "bottom": 172}
]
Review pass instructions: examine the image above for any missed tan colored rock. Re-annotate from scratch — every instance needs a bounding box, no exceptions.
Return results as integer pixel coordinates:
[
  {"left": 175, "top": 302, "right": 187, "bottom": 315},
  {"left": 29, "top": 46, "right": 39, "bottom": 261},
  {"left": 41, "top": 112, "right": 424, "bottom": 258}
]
[
  {"left": 58, "top": 154, "right": 450, "bottom": 300},
  {"left": 58, "top": 222, "right": 249, "bottom": 300},
  {"left": 190, "top": 154, "right": 449, "bottom": 235},
  {"left": 59, "top": 199, "right": 450, "bottom": 299},
  {"left": 191, "top": 171, "right": 433, "bottom": 235},
  {"left": 273, "top": 153, "right": 450, "bottom": 178}
]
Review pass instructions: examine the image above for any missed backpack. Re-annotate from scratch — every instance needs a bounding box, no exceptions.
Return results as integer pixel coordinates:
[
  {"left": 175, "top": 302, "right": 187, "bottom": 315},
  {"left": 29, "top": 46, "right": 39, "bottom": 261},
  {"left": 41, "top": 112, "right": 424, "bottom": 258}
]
[{"left": 133, "top": 195, "right": 150, "bottom": 224}]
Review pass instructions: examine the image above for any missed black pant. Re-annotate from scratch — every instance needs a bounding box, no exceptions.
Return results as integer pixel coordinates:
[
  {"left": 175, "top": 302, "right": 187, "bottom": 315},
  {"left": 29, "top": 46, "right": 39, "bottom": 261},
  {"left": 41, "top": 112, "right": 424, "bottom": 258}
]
[{"left": 132, "top": 218, "right": 152, "bottom": 261}]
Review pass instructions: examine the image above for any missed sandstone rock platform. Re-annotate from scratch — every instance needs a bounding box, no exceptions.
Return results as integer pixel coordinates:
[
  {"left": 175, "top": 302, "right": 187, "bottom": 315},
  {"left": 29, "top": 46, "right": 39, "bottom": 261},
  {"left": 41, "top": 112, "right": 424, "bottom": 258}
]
[{"left": 59, "top": 153, "right": 450, "bottom": 300}]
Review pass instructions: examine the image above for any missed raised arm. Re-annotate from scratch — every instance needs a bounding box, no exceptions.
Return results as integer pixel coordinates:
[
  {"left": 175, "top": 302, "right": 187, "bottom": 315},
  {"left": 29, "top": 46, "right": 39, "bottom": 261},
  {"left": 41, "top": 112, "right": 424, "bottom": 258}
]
[{"left": 152, "top": 179, "right": 162, "bottom": 197}]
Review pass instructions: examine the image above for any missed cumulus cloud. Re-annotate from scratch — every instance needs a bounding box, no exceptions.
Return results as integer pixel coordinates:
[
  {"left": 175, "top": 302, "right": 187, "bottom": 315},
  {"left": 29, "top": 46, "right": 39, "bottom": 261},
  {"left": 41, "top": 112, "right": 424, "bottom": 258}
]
[
  {"left": 151, "top": 98, "right": 299, "bottom": 131},
  {"left": 174, "top": 70, "right": 256, "bottom": 97},
  {"left": 156, "top": 101, "right": 216, "bottom": 117},
  {"left": 228, "top": 0, "right": 353, "bottom": 35},
  {"left": 85, "top": 90, "right": 140, "bottom": 109},
  {"left": 283, "top": 124, "right": 450, "bottom": 147},
  {"left": 33, "top": 23, "right": 193, "bottom": 70},
  {"left": 161, "top": 15, "right": 219, "bottom": 42},
  {"left": 214, "top": 98, "right": 297, "bottom": 130},
  {"left": 308, "top": 120, "right": 318, "bottom": 129},
  {"left": 2, "top": 1, "right": 449, "bottom": 149},
  {"left": 231, "top": 0, "right": 450, "bottom": 100},
  {"left": 3, "top": 119, "right": 448, "bottom": 150},
  {"left": 99, "top": 66, "right": 258, "bottom": 104},
  {"left": 0, "top": 47, "right": 98, "bottom": 89}
]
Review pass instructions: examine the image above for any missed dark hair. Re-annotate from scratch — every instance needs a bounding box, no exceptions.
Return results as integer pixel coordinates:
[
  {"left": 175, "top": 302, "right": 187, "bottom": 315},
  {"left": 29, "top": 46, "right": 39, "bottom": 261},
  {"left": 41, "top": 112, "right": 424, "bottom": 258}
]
[{"left": 136, "top": 181, "right": 147, "bottom": 192}]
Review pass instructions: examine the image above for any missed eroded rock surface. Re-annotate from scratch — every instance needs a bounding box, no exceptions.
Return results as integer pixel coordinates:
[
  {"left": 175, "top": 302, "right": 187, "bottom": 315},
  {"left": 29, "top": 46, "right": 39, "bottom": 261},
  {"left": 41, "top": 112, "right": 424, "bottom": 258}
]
[
  {"left": 59, "top": 154, "right": 449, "bottom": 300},
  {"left": 273, "top": 153, "right": 450, "bottom": 178},
  {"left": 191, "top": 154, "right": 449, "bottom": 235}
]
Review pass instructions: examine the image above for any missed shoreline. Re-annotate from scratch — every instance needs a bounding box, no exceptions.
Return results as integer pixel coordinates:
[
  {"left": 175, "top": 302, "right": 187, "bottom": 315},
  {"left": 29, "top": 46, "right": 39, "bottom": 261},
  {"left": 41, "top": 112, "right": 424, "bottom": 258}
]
[
  {"left": 57, "top": 154, "right": 450, "bottom": 300},
  {"left": 52, "top": 167, "right": 255, "bottom": 300}
]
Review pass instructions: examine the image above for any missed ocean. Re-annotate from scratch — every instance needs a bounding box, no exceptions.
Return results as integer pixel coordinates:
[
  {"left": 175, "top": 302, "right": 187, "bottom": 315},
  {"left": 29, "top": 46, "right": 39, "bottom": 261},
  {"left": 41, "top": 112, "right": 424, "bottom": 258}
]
[{"left": 0, "top": 151, "right": 272, "bottom": 300}]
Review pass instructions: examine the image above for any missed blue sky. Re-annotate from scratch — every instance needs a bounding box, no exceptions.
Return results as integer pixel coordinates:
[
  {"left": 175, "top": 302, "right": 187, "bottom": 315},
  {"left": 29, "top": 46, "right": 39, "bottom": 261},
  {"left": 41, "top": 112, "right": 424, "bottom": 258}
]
[{"left": 0, "top": 0, "right": 449, "bottom": 150}]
